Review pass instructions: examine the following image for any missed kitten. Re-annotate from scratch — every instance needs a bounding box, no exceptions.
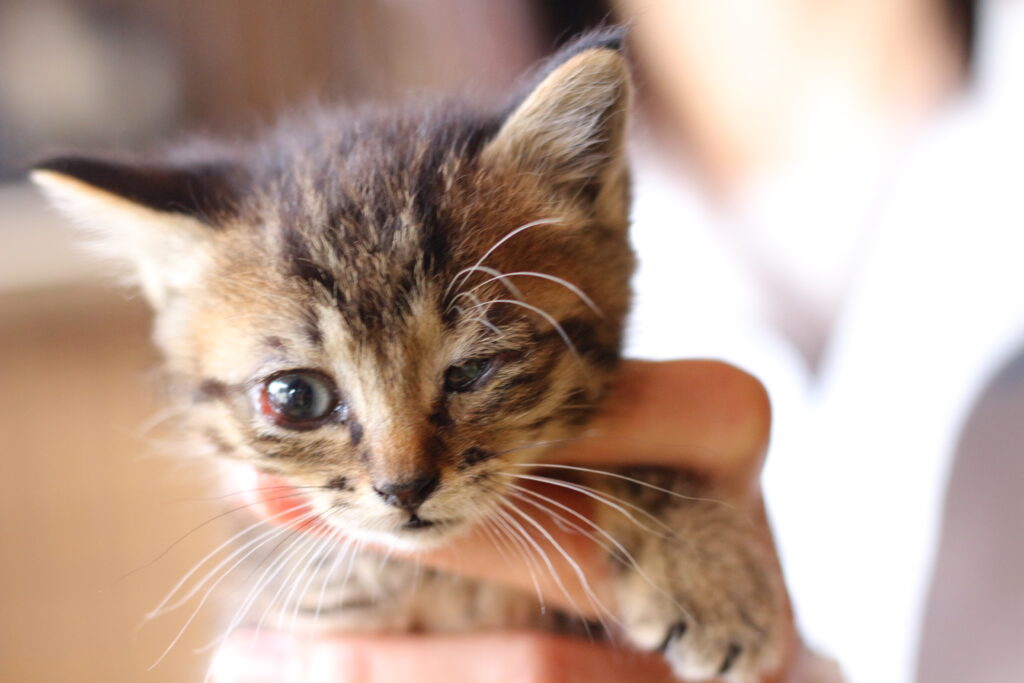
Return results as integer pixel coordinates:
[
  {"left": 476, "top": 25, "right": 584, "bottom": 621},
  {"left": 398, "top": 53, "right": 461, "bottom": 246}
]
[{"left": 32, "top": 32, "right": 786, "bottom": 681}]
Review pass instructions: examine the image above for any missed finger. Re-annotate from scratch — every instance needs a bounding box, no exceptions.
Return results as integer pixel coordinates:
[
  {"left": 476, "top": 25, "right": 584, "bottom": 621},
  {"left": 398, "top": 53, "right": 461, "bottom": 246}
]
[
  {"left": 209, "top": 630, "right": 674, "bottom": 683},
  {"left": 554, "top": 360, "right": 772, "bottom": 498}
]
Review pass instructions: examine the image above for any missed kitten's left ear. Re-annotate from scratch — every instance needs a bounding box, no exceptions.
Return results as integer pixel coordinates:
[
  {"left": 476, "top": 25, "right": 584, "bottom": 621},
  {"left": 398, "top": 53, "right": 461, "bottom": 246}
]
[
  {"left": 30, "top": 155, "right": 242, "bottom": 307},
  {"left": 482, "top": 31, "right": 631, "bottom": 211}
]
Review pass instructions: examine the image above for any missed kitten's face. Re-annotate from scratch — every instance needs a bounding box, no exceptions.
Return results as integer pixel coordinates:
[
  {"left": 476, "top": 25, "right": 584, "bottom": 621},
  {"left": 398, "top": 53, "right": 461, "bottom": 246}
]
[
  {"left": 33, "top": 39, "right": 633, "bottom": 549},
  {"left": 190, "top": 182, "right": 628, "bottom": 548}
]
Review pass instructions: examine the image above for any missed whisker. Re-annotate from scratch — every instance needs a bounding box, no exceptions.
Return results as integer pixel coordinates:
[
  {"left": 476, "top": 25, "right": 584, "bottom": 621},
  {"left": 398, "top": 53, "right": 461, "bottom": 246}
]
[
  {"left": 200, "top": 523, "right": 326, "bottom": 664},
  {"left": 136, "top": 404, "right": 192, "bottom": 437},
  {"left": 494, "top": 503, "right": 586, "bottom": 621},
  {"left": 512, "top": 463, "right": 733, "bottom": 509},
  {"left": 254, "top": 522, "right": 333, "bottom": 637},
  {"left": 149, "top": 507, "right": 323, "bottom": 669},
  {"left": 444, "top": 265, "right": 525, "bottom": 313},
  {"left": 284, "top": 522, "right": 343, "bottom": 629},
  {"left": 467, "top": 298, "right": 579, "bottom": 357},
  {"left": 198, "top": 516, "right": 343, "bottom": 679},
  {"left": 337, "top": 537, "right": 368, "bottom": 606},
  {"left": 498, "top": 472, "right": 677, "bottom": 539},
  {"left": 452, "top": 304, "right": 505, "bottom": 338},
  {"left": 444, "top": 217, "right": 564, "bottom": 299},
  {"left": 488, "top": 514, "right": 547, "bottom": 614},
  {"left": 451, "top": 291, "right": 506, "bottom": 337},
  {"left": 169, "top": 484, "right": 328, "bottom": 504},
  {"left": 123, "top": 489, "right": 321, "bottom": 586},
  {"left": 196, "top": 525, "right": 319, "bottom": 657},
  {"left": 312, "top": 533, "right": 357, "bottom": 627},
  {"left": 501, "top": 500, "right": 620, "bottom": 631},
  {"left": 492, "top": 436, "right": 601, "bottom": 457},
  {"left": 146, "top": 500, "right": 315, "bottom": 619},
  {"left": 496, "top": 435, "right": 733, "bottom": 469},
  {"left": 478, "top": 520, "right": 513, "bottom": 565},
  {"left": 508, "top": 485, "right": 689, "bottom": 619},
  {"left": 464, "top": 271, "right": 604, "bottom": 318},
  {"left": 506, "top": 486, "right": 618, "bottom": 557}
]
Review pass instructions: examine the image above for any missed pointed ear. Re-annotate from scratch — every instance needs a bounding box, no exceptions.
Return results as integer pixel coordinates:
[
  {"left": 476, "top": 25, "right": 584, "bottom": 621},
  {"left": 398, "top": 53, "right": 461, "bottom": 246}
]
[
  {"left": 30, "top": 156, "right": 242, "bottom": 308},
  {"left": 481, "top": 32, "right": 631, "bottom": 206}
]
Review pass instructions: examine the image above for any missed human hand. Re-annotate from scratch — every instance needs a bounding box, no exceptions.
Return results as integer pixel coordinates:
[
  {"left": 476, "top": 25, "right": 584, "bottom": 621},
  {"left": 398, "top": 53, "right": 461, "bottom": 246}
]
[{"left": 212, "top": 361, "right": 824, "bottom": 682}]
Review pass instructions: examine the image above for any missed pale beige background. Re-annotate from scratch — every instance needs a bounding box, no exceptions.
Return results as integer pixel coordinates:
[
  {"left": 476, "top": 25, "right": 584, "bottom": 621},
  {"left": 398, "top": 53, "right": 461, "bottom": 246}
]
[{"left": 0, "top": 284, "right": 223, "bottom": 682}]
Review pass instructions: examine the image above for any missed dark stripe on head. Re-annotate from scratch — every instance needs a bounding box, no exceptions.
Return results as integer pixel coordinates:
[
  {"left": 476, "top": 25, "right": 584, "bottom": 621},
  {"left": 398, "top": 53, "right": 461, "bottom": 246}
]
[
  {"left": 439, "top": 297, "right": 460, "bottom": 329},
  {"left": 411, "top": 117, "right": 498, "bottom": 276},
  {"left": 283, "top": 229, "right": 346, "bottom": 308}
]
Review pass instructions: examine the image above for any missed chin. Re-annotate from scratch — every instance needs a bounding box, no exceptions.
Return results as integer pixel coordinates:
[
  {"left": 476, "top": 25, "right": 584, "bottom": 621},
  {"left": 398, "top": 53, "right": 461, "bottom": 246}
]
[{"left": 335, "top": 518, "right": 468, "bottom": 552}]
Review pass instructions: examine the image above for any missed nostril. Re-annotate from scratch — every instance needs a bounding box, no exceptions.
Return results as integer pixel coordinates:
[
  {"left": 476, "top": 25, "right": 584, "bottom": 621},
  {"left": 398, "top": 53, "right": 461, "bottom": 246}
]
[{"left": 373, "top": 472, "right": 440, "bottom": 511}]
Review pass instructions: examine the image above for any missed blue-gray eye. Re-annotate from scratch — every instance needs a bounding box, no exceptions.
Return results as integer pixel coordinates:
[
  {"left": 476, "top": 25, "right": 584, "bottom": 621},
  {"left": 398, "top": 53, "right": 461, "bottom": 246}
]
[
  {"left": 444, "top": 358, "right": 494, "bottom": 393},
  {"left": 259, "top": 371, "right": 338, "bottom": 428}
]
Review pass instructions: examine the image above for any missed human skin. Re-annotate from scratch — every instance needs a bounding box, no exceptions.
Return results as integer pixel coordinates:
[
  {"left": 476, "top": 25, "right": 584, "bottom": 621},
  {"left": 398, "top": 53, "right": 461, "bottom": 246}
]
[{"left": 212, "top": 360, "right": 809, "bottom": 682}]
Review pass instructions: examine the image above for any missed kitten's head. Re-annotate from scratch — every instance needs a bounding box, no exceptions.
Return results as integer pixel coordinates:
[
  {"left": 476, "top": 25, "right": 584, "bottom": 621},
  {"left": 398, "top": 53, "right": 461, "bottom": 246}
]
[{"left": 33, "top": 33, "right": 634, "bottom": 549}]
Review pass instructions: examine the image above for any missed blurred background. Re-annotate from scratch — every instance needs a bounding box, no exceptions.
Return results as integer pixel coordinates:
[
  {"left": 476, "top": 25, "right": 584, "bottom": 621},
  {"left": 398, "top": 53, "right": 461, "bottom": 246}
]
[{"left": 1, "top": 1, "right": 1021, "bottom": 682}]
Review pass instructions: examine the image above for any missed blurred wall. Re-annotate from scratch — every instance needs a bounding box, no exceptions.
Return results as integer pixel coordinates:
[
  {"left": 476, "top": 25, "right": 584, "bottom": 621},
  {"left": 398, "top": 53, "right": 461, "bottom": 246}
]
[
  {"left": 0, "top": 289, "right": 224, "bottom": 682},
  {"left": 0, "top": 0, "right": 542, "bottom": 179}
]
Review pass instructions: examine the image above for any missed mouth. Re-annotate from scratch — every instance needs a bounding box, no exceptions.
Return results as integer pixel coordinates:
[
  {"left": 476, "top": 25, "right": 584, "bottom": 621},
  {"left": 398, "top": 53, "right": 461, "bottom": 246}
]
[
  {"left": 241, "top": 469, "right": 466, "bottom": 544},
  {"left": 402, "top": 514, "right": 448, "bottom": 531},
  {"left": 403, "top": 515, "right": 435, "bottom": 530},
  {"left": 399, "top": 514, "right": 467, "bottom": 537}
]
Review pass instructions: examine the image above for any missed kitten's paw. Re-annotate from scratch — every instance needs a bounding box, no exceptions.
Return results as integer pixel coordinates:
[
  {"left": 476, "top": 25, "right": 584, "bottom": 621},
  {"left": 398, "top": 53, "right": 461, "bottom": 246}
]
[
  {"left": 656, "top": 618, "right": 762, "bottom": 682},
  {"left": 621, "top": 599, "right": 782, "bottom": 682},
  {"left": 614, "top": 528, "right": 786, "bottom": 681}
]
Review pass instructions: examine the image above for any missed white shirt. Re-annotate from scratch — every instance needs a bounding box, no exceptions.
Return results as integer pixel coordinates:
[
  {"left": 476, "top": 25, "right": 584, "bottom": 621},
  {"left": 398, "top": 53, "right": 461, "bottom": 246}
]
[{"left": 625, "top": 2, "right": 1024, "bottom": 680}]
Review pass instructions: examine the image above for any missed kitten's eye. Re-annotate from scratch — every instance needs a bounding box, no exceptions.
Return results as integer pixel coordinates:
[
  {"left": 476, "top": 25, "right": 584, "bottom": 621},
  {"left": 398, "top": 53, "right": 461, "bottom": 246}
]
[
  {"left": 444, "top": 357, "right": 495, "bottom": 393},
  {"left": 258, "top": 371, "right": 339, "bottom": 428}
]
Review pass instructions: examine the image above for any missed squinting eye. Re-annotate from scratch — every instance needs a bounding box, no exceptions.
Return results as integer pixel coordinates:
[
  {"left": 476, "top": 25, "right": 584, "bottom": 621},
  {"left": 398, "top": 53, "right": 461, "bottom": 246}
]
[
  {"left": 258, "top": 371, "right": 339, "bottom": 429},
  {"left": 444, "top": 357, "right": 495, "bottom": 393}
]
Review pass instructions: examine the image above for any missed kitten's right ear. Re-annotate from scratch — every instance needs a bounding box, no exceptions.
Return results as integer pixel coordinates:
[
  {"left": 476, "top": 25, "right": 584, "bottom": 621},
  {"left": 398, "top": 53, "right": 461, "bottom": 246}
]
[
  {"left": 30, "top": 156, "right": 242, "bottom": 308},
  {"left": 481, "top": 30, "right": 631, "bottom": 209}
]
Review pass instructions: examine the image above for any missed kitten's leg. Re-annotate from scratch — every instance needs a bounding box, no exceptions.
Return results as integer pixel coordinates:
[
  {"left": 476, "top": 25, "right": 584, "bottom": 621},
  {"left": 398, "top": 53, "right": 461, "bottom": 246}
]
[{"left": 589, "top": 467, "right": 788, "bottom": 683}]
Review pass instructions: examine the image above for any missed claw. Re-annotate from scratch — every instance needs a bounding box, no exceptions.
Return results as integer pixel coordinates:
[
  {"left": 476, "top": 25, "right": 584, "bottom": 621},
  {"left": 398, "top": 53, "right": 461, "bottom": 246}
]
[
  {"left": 719, "top": 643, "right": 742, "bottom": 675},
  {"left": 658, "top": 620, "right": 688, "bottom": 653}
]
